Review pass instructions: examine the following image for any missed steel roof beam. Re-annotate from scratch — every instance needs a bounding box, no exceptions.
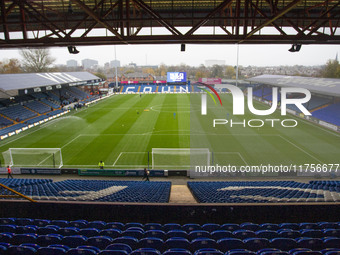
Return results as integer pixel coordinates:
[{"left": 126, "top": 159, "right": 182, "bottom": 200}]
[
  {"left": 185, "top": 0, "right": 234, "bottom": 36},
  {"left": 70, "top": 0, "right": 126, "bottom": 42}
]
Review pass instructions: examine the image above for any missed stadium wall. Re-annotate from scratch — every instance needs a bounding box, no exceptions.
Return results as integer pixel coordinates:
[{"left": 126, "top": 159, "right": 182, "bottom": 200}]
[{"left": 0, "top": 200, "right": 339, "bottom": 224}]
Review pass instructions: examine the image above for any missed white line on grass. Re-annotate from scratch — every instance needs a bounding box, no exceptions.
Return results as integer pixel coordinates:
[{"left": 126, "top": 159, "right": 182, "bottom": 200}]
[
  {"left": 61, "top": 134, "right": 81, "bottom": 149},
  {"left": 213, "top": 152, "right": 249, "bottom": 166},
  {"left": 279, "top": 135, "right": 324, "bottom": 164},
  {"left": 237, "top": 152, "right": 249, "bottom": 166},
  {"left": 112, "top": 152, "right": 123, "bottom": 166}
]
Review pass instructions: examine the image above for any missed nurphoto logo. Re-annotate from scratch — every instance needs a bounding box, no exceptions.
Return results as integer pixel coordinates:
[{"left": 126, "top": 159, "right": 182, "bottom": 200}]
[{"left": 199, "top": 84, "right": 312, "bottom": 128}]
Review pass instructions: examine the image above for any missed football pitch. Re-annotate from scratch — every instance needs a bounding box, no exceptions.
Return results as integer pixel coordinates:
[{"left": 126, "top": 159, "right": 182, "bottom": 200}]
[{"left": 1, "top": 93, "right": 339, "bottom": 171}]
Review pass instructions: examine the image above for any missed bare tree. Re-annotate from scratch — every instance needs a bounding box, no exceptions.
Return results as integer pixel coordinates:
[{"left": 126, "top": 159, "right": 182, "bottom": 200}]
[
  {"left": 0, "top": 58, "right": 22, "bottom": 73},
  {"left": 19, "top": 48, "right": 56, "bottom": 72}
]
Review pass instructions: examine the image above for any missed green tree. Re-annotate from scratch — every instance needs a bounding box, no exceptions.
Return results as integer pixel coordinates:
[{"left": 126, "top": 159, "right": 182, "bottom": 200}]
[
  {"left": 321, "top": 59, "right": 340, "bottom": 78},
  {"left": 211, "top": 65, "right": 224, "bottom": 78},
  {"left": 19, "top": 48, "right": 55, "bottom": 72},
  {"left": 0, "top": 58, "right": 22, "bottom": 73},
  {"left": 94, "top": 72, "right": 107, "bottom": 80},
  {"left": 225, "top": 65, "right": 236, "bottom": 79}
]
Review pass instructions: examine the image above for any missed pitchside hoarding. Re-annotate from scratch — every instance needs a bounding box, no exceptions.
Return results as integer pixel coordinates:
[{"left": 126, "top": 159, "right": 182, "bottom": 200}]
[{"left": 167, "top": 72, "right": 187, "bottom": 83}]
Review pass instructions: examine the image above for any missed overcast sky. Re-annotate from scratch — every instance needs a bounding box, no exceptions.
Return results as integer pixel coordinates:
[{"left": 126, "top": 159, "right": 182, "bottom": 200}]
[{"left": 0, "top": 44, "right": 339, "bottom": 67}]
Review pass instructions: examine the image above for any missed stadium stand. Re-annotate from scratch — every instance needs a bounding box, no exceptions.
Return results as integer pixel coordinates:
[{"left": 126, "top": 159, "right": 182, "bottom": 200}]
[
  {"left": 0, "top": 179, "right": 171, "bottom": 203},
  {"left": 187, "top": 181, "right": 340, "bottom": 203},
  {"left": 0, "top": 115, "right": 13, "bottom": 128},
  {"left": 311, "top": 102, "right": 340, "bottom": 126},
  {"left": 24, "top": 101, "right": 51, "bottom": 114},
  {"left": 0, "top": 217, "right": 339, "bottom": 254},
  {"left": 0, "top": 104, "right": 37, "bottom": 122}
]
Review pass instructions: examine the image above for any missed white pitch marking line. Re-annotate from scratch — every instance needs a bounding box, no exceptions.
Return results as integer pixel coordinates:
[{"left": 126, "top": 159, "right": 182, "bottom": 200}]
[
  {"left": 237, "top": 152, "right": 249, "bottom": 166},
  {"left": 112, "top": 152, "right": 123, "bottom": 167},
  {"left": 279, "top": 135, "right": 324, "bottom": 164},
  {"left": 61, "top": 134, "right": 81, "bottom": 149}
]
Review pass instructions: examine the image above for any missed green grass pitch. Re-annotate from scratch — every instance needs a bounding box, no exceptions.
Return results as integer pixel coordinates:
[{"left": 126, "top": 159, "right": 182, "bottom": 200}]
[{"left": 1, "top": 93, "right": 339, "bottom": 170}]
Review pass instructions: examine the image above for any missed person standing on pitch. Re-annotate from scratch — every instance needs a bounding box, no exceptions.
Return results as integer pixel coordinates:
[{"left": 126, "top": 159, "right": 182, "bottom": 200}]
[
  {"left": 7, "top": 165, "right": 13, "bottom": 179},
  {"left": 98, "top": 160, "right": 105, "bottom": 169},
  {"left": 142, "top": 168, "right": 150, "bottom": 181}
]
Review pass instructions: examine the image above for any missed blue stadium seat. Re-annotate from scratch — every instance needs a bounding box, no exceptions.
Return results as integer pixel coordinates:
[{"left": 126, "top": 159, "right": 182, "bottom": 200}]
[
  {"left": 167, "top": 230, "right": 189, "bottom": 239},
  {"left": 59, "top": 227, "right": 80, "bottom": 236},
  {"left": 323, "top": 237, "right": 340, "bottom": 248},
  {"left": 61, "top": 235, "right": 87, "bottom": 248},
  {"left": 37, "top": 226, "right": 59, "bottom": 235},
  {"left": 19, "top": 243, "right": 40, "bottom": 250},
  {"left": 278, "top": 230, "right": 301, "bottom": 239},
  {"left": 271, "top": 238, "right": 298, "bottom": 251},
  {"left": 86, "top": 236, "right": 113, "bottom": 249},
  {"left": 65, "top": 248, "right": 97, "bottom": 255},
  {"left": 37, "top": 234, "right": 62, "bottom": 246},
  {"left": 183, "top": 224, "right": 202, "bottom": 232},
  {"left": 105, "top": 243, "right": 132, "bottom": 253},
  {"left": 12, "top": 233, "right": 38, "bottom": 245},
  {"left": 321, "top": 249, "right": 340, "bottom": 254},
  {"left": 257, "top": 248, "right": 282, "bottom": 254},
  {"left": 244, "top": 238, "right": 270, "bottom": 251},
  {"left": 49, "top": 244, "right": 71, "bottom": 251},
  {"left": 220, "top": 224, "right": 240, "bottom": 232},
  {"left": 122, "top": 229, "right": 144, "bottom": 239},
  {"left": 228, "top": 249, "right": 256, "bottom": 255},
  {"left": 194, "top": 248, "right": 224, "bottom": 254},
  {"left": 112, "top": 237, "right": 139, "bottom": 250},
  {"left": 279, "top": 224, "right": 300, "bottom": 231},
  {"left": 0, "top": 245, "right": 7, "bottom": 254},
  {"left": 145, "top": 224, "right": 163, "bottom": 231},
  {"left": 87, "top": 221, "right": 106, "bottom": 230},
  {"left": 76, "top": 245, "right": 101, "bottom": 253},
  {"left": 256, "top": 231, "right": 279, "bottom": 239},
  {"left": 99, "top": 229, "right": 122, "bottom": 238},
  {"left": 324, "top": 252, "right": 340, "bottom": 255},
  {"left": 202, "top": 224, "right": 220, "bottom": 232},
  {"left": 6, "top": 245, "right": 37, "bottom": 255},
  {"left": 292, "top": 252, "right": 322, "bottom": 255},
  {"left": 191, "top": 238, "right": 217, "bottom": 252},
  {"left": 300, "top": 230, "right": 323, "bottom": 238},
  {"left": 297, "top": 238, "right": 324, "bottom": 250},
  {"left": 288, "top": 248, "right": 312, "bottom": 254},
  {"left": 0, "top": 225, "right": 16, "bottom": 233},
  {"left": 145, "top": 230, "right": 166, "bottom": 240},
  {"left": 163, "top": 248, "right": 192, "bottom": 254},
  {"left": 78, "top": 228, "right": 100, "bottom": 237},
  {"left": 211, "top": 230, "right": 234, "bottom": 240},
  {"left": 233, "top": 230, "right": 256, "bottom": 239},
  {"left": 37, "top": 247, "right": 67, "bottom": 255},
  {"left": 125, "top": 223, "right": 144, "bottom": 229},
  {"left": 139, "top": 237, "right": 164, "bottom": 251},
  {"left": 218, "top": 238, "right": 245, "bottom": 252},
  {"left": 164, "top": 224, "right": 182, "bottom": 232},
  {"left": 259, "top": 224, "right": 280, "bottom": 231},
  {"left": 16, "top": 226, "right": 37, "bottom": 234},
  {"left": 323, "top": 229, "right": 340, "bottom": 238},
  {"left": 164, "top": 237, "right": 191, "bottom": 250},
  {"left": 241, "top": 223, "right": 259, "bottom": 232},
  {"left": 189, "top": 231, "right": 211, "bottom": 240},
  {"left": 107, "top": 223, "right": 125, "bottom": 230},
  {"left": 98, "top": 250, "right": 129, "bottom": 255},
  {"left": 0, "top": 233, "right": 12, "bottom": 243},
  {"left": 130, "top": 248, "right": 161, "bottom": 254}
]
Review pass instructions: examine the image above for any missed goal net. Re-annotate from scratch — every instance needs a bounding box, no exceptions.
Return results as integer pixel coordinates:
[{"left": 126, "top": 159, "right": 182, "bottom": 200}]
[
  {"left": 152, "top": 148, "right": 210, "bottom": 170},
  {"left": 2, "top": 148, "right": 63, "bottom": 168}
]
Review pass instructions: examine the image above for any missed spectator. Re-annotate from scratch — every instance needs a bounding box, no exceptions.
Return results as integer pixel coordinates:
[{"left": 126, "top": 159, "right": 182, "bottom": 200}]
[{"left": 142, "top": 168, "right": 150, "bottom": 181}]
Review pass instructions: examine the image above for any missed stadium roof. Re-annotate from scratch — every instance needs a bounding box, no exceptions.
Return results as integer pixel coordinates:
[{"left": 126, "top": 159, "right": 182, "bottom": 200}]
[
  {"left": 0, "top": 0, "right": 339, "bottom": 47},
  {"left": 246, "top": 75, "right": 340, "bottom": 97},
  {"left": 0, "top": 72, "right": 101, "bottom": 98}
]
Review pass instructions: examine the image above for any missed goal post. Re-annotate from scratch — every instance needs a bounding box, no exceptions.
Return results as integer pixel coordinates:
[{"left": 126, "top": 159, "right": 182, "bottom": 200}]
[
  {"left": 2, "top": 148, "right": 63, "bottom": 168},
  {"left": 151, "top": 148, "right": 210, "bottom": 170}
]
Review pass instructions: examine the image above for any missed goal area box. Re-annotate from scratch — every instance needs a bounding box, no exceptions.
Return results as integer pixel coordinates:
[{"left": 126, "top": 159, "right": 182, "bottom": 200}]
[
  {"left": 151, "top": 148, "right": 210, "bottom": 170},
  {"left": 2, "top": 148, "right": 63, "bottom": 168}
]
